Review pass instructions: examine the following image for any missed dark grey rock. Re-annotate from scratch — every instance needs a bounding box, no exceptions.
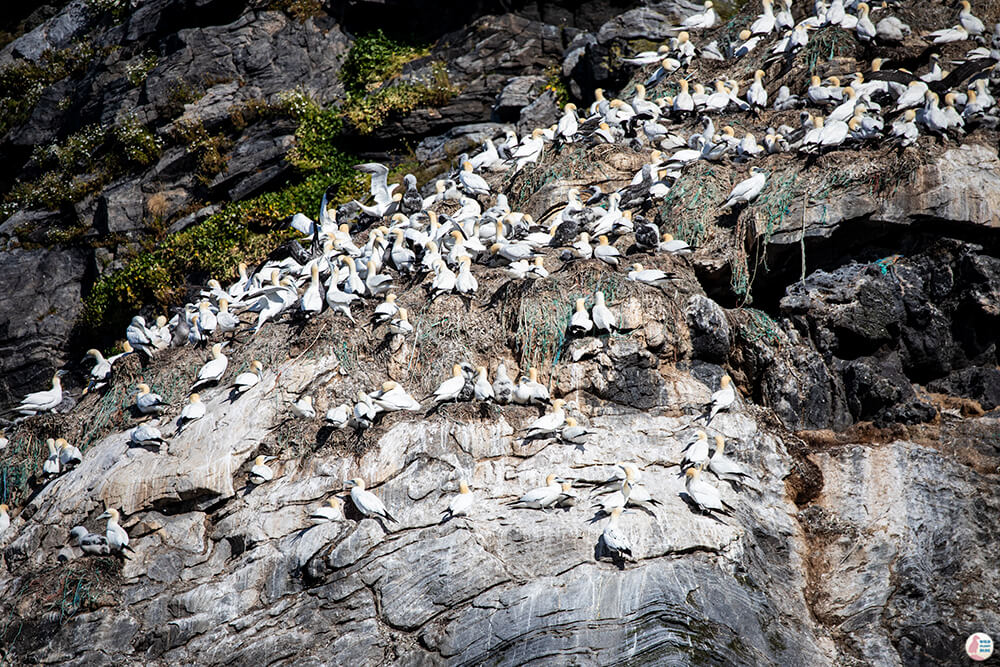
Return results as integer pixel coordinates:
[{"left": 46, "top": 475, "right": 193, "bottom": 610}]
[
  {"left": 686, "top": 295, "right": 730, "bottom": 363},
  {"left": 596, "top": 7, "right": 675, "bottom": 43},
  {"left": 516, "top": 88, "right": 559, "bottom": 136}
]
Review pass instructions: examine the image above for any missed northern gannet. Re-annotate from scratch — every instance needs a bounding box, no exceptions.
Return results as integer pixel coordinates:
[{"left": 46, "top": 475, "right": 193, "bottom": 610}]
[
  {"left": 593, "top": 235, "right": 621, "bottom": 266},
  {"left": 126, "top": 316, "right": 156, "bottom": 356},
  {"left": 432, "top": 364, "right": 466, "bottom": 403},
  {"left": 659, "top": 233, "right": 692, "bottom": 255},
  {"left": 290, "top": 395, "right": 316, "bottom": 419},
  {"left": 750, "top": 0, "right": 775, "bottom": 35},
  {"left": 352, "top": 390, "right": 379, "bottom": 430},
  {"left": 0, "top": 431, "right": 7, "bottom": 450},
  {"left": 431, "top": 260, "right": 457, "bottom": 298},
  {"left": 747, "top": 70, "right": 768, "bottom": 108},
  {"left": 0, "top": 504, "right": 9, "bottom": 537},
  {"left": 69, "top": 526, "right": 110, "bottom": 555},
  {"left": 509, "top": 473, "right": 563, "bottom": 509},
  {"left": 43, "top": 438, "right": 62, "bottom": 477},
  {"left": 678, "top": 0, "right": 718, "bottom": 30},
  {"left": 569, "top": 298, "right": 594, "bottom": 336},
  {"left": 492, "top": 363, "right": 514, "bottom": 404},
  {"left": 325, "top": 403, "right": 351, "bottom": 428},
  {"left": 473, "top": 367, "right": 495, "bottom": 401},
  {"left": 371, "top": 293, "right": 399, "bottom": 325},
  {"left": 511, "top": 128, "right": 545, "bottom": 171},
  {"left": 459, "top": 161, "right": 490, "bottom": 196},
  {"left": 176, "top": 393, "right": 206, "bottom": 433},
  {"left": 372, "top": 381, "right": 422, "bottom": 412},
  {"left": 191, "top": 343, "right": 228, "bottom": 390},
  {"left": 705, "top": 374, "right": 736, "bottom": 422},
  {"left": 83, "top": 349, "right": 112, "bottom": 393},
  {"left": 708, "top": 435, "right": 758, "bottom": 490},
  {"left": 856, "top": 3, "right": 876, "bottom": 41},
  {"left": 513, "top": 367, "right": 549, "bottom": 405},
  {"left": 681, "top": 430, "right": 710, "bottom": 470},
  {"left": 443, "top": 480, "right": 474, "bottom": 520},
  {"left": 13, "top": 372, "right": 63, "bottom": 415},
  {"left": 388, "top": 307, "right": 414, "bottom": 336},
  {"left": 130, "top": 422, "right": 167, "bottom": 448},
  {"left": 628, "top": 263, "right": 675, "bottom": 287},
  {"left": 959, "top": 0, "right": 985, "bottom": 36},
  {"left": 560, "top": 416, "right": 593, "bottom": 446},
  {"left": 592, "top": 291, "right": 616, "bottom": 333},
  {"left": 135, "top": 383, "right": 167, "bottom": 414},
  {"left": 927, "top": 25, "right": 969, "bottom": 44},
  {"left": 555, "top": 480, "right": 577, "bottom": 508},
  {"left": 684, "top": 468, "right": 733, "bottom": 515},
  {"left": 523, "top": 399, "right": 567, "bottom": 439},
  {"left": 216, "top": 298, "right": 240, "bottom": 333},
  {"left": 600, "top": 507, "right": 633, "bottom": 561},
  {"left": 722, "top": 167, "right": 767, "bottom": 209},
  {"left": 57, "top": 438, "right": 82, "bottom": 469},
  {"left": 300, "top": 264, "right": 324, "bottom": 317},
  {"left": 250, "top": 455, "right": 277, "bottom": 483},
  {"left": 230, "top": 360, "right": 263, "bottom": 396},
  {"left": 98, "top": 508, "right": 133, "bottom": 554},
  {"left": 456, "top": 257, "right": 479, "bottom": 296},
  {"left": 345, "top": 478, "right": 397, "bottom": 523},
  {"left": 309, "top": 498, "right": 343, "bottom": 524}
]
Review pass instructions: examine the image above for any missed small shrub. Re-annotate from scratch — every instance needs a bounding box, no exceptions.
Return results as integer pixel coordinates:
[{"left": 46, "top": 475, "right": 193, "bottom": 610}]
[
  {"left": 125, "top": 52, "right": 158, "bottom": 87},
  {"left": 340, "top": 29, "right": 428, "bottom": 96}
]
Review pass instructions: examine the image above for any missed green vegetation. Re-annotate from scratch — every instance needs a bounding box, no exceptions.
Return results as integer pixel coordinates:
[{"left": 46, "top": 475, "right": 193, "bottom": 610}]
[
  {"left": 543, "top": 64, "right": 570, "bottom": 108},
  {"left": 2, "top": 112, "right": 162, "bottom": 217},
  {"left": 0, "top": 42, "right": 106, "bottom": 138},
  {"left": 342, "top": 61, "right": 457, "bottom": 134},
  {"left": 83, "top": 0, "right": 131, "bottom": 21},
  {"left": 171, "top": 120, "right": 234, "bottom": 185},
  {"left": 125, "top": 52, "right": 158, "bottom": 87},
  {"left": 267, "top": 0, "right": 324, "bottom": 21},
  {"left": 340, "top": 29, "right": 427, "bottom": 96},
  {"left": 81, "top": 92, "right": 364, "bottom": 333}
]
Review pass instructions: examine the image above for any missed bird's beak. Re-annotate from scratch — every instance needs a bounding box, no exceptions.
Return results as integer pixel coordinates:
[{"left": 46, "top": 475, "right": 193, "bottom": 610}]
[
  {"left": 344, "top": 479, "right": 355, "bottom": 488},
  {"left": 98, "top": 511, "right": 110, "bottom": 519}
]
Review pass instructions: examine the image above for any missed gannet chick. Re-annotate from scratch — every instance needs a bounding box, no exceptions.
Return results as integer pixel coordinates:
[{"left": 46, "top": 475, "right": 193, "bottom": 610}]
[
  {"left": 569, "top": 298, "right": 594, "bottom": 336},
  {"left": 433, "top": 364, "right": 466, "bottom": 403},
  {"left": 492, "top": 362, "right": 514, "bottom": 404},
  {"left": 473, "top": 367, "right": 495, "bottom": 401},
  {"left": 509, "top": 474, "right": 563, "bottom": 510},
  {"left": 43, "top": 439, "right": 62, "bottom": 477},
  {"left": 230, "top": 360, "right": 263, "bottom": 396},
  {"left": 708, "top": 435, "right": 758, "bottom": 490},
  {"left": 325, "top": 403, "right": 351, "bottom": 428},
  {"left": 705, "top": 374, "right": 736, "bottom": 423},
  {"left": 98, "top": 508, "right": 134, "bottom": 554},
  {"left": 57, "top": 438, "right": 82, "bottom": 469},
  {"left": 371, "top": 293, "right": 399, "bottom": 326},
  {"left": 14, "top": 372, "right": 63, "bottom": 415},
  {"left": 388, "top": 307, "right": 414, "bottom": 336},
  {"left": 628, "top": 263, "right": 675, "bottom": 287},
  {"left": 133, "top": 383, "right": 166, "bottom": 415},
  {"left": 560, "top": 416, "right": 593, "bottom": 446},
  {"left": 722, "top": 167, "right": 767, "bottom": 209},
  {"left": 592, "top": 291, "right": 616, "bottom": 333},
  {"left": 309, "top": 498, "right": 343, "bottom": 524},
  {"left": 600, "top": 507, "right": 634, "bottom": 561},
  {"left": 250, "top": 455, "right": 277, "bottom": 484},
  {"left": 345, "top": 478, "right": 397, "bottom": 523},
  {"left": 681, "top": 430, "right": 710, "bottom": 470},
  {"left": 130, "top": 422, "right": 167, "bottom": 448},
  {"left": 69, "top": 526, "right": 110, "bottom": 556},
  {"left": 684, "top": 468, "right": 733, "bottom": 515},
  {"left": 523, "top": 399, "right": 567, "bottom": 439},
  {"left": 443, "top": 480, "right": 474, "bottom": 520},
  {"left": 176, "top": 393, "right": 206, "bottom": 433},
  {"left": 290, "top": 395, "right": 316, "bottom": 419}
]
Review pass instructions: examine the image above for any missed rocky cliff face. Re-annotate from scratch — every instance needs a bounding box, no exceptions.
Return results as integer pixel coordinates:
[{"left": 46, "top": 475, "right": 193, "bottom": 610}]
[{"left": 2, "top": 0, "right": 1000, "bottom": 665}]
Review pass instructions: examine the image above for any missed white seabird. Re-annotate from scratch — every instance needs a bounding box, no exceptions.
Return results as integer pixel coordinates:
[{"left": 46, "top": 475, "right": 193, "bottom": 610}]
[
  {"left": 372, "top": 381, "right": 422, "bottom": 412},
  {"left": 309, "top": 498, "right": 343, "bottom": 524},
  {"left": 722, "top": 168, "right": 767, "bottom": 209},
  {"left": 191, "top": 343, "right": 228, "bottom": 391},
  {"left": 628, "top": 263, "right": 674, "bottom": 288},
  {"left": 509, "top": 473, "right": 563, "bottom": 510},
  {"left": 492, "top": 363, "right": 515, "bottom": 404},
  {"left": 659, "top": 233, "right": 692, "bottom": 255},
  {"left": 250, "top": 455, "right": 277, "bottom": 484},
  {"left": 708, "top": 435, "right": 759, "bottom": 490},
  {"left": 176, "top": 393, "right": 206, "bottom": 433},
  {"left": 705, "top": 374, "right": 736, "bottom": 422},
  {"left": 135, "top": 383, "right": 167, "bottom": 415},
  {"left": 230, "top": 360, "right": 263, "bottom": 396},
  {"left": 388, "top": 307, "right": 414, "bottom": 336},
  {"left": 569, "top": 298, "right": 594, "bottom": 336},
  {"left": 290, "top": 395, "right": 316, "bottom": 419},
  {"left": 459, "top": 161, "right": 490, "bottom": 196},
  {"left": 57, "top": 438, "right": 82, "bottom": 469},
  {"left": 345, "top": 478, "right": 397, "bottom": 523},
  {"left": 560, "top": 416, "right": 593, "bottom": 446},
  {"left": 98, "top": 508, "right": 133, "bottom": 554},
  {"left": 325, "top": 403, "right": 351, "bottom": 428},
  {"left": 83, "top": 349, "right": 112, "bottom": 393},
  {"left": 592, "top": 291, "right": 617, "bottom": 333},
  {"left": 13, "top": 372, "right": 63, "bottom": 416},
  {"left": 130, "top": 422, "right": 167, "bottom": 448},
  {"left": 443, "top": 480, "right": 475, "bottom": 520},
  {"left": 523, "top": 399, "right": 566, "bottom": 439},
  {"left": 684, "top": 467, "right": 733, "bottom": 516},
  {"left": 681, "top": 430, "right": 710, "bottom": 470},
  {"left": 42, "top": 438, "right": 62, "bottom": 477},
  {"left": 600, "top": 507, "right": 634, "bottom": 561},
  {"left": 432, "top": 364, "right": 466, "bottom": 404},
  {"left": 473, "top": 367, "right": 495, "bottom": 401}
]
